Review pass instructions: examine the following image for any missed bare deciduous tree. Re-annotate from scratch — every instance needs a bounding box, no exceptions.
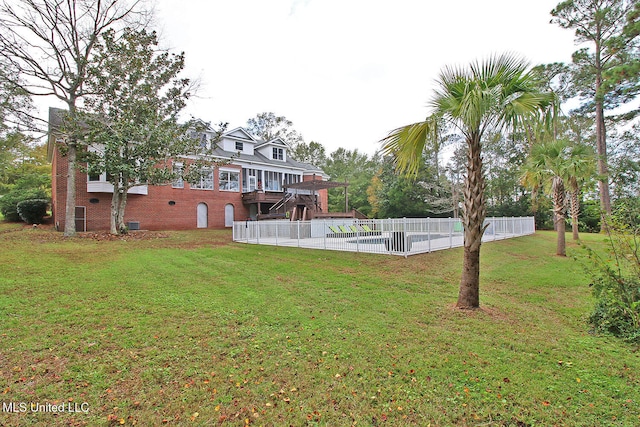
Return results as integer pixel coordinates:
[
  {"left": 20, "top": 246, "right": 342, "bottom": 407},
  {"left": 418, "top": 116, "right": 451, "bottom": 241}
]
[{"left": 0, "top": 0, "right": 151, "bottom": 236}]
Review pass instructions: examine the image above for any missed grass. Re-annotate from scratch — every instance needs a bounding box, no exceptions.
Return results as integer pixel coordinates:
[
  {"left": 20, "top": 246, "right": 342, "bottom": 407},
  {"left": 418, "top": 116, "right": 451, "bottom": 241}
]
[{"left": 0, "top": 226, "right": 638, "bottom": 426}]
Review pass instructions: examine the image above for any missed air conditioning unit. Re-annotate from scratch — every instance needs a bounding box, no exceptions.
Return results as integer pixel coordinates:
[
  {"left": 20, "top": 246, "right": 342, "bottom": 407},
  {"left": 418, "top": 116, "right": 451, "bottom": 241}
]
[{"left": 127, "top": 221, "right": 140, "bottom": 231}]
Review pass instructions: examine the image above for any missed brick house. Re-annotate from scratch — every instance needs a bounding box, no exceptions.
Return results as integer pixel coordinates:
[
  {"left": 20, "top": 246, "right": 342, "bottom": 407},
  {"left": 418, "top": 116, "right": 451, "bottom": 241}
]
[{"left": 47, "top": 108, "right": 336, "bottom": 231}]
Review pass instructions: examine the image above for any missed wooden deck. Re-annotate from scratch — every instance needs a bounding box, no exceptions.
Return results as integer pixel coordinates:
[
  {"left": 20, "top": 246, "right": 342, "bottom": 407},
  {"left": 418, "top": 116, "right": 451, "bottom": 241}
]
[{"left": 241, "top": 190, "right": 284, "bottom": 204}]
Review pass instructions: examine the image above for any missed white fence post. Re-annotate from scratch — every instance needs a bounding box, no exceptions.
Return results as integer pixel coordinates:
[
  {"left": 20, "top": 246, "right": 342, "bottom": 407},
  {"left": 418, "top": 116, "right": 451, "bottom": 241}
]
[
  {"left": 427, "top": 217, "right": 431, "bottom": 253},
  {"left": 323, "top": 219, "right": 327, "bottom": 249},
  {"left": 403, "top": 217, "right": 408, "bottom": 258},
  {"left": 493, "top": 217, "right": 497, "bottom": 241}
]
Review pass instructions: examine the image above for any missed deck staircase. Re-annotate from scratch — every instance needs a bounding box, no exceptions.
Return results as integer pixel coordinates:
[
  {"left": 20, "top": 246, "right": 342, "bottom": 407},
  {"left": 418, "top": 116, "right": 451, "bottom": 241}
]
[{"left": 269, "top": 192, "right": 318, "bottom": 220}]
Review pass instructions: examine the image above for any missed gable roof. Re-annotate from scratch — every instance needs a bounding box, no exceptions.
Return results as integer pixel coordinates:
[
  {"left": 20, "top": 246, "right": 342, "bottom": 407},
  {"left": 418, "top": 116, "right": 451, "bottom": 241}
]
[
  {"left": 225, "top": 127, "right": 256, "bottom": 141},
  {"left": 256, "top": 137, "right": 288, "bottom": 149}
]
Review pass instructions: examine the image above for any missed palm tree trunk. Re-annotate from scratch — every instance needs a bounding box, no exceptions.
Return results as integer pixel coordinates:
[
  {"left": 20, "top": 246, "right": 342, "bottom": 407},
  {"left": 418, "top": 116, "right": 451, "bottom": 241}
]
[
  {"left": 552, "top": 176, "right": 566, "bottom": 256},
  {"left": 459, "top": 246, "right": 481, "bottom": 308},
  {"left": 457, "top": 134, "right": 486, "bottom": 309},
  {"left": 556, "top": 216, "right": 566, "bottom": 256}
]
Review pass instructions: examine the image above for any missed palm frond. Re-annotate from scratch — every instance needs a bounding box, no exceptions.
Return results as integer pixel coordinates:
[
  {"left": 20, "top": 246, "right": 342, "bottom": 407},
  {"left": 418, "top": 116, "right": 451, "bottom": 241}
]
[{"left": 380, "top": 118, "right": 438, "bottom": 177}]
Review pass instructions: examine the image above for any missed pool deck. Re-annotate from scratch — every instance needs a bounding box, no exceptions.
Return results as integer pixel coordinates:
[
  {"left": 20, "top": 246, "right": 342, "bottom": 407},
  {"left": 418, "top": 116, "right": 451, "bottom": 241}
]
[{"left": 238, "top": 231, "right": 520, "bottom": 256}]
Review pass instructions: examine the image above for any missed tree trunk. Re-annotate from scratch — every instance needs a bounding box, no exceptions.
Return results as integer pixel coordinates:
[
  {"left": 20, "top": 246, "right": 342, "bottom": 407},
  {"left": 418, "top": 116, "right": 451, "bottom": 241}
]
[
  {"left": 595, "top": 100, "right": 611, "bottom": 216},
  {"left": 110, "top": 189, "right": 120, "bottom": 235},
  {"left": 556, "top": 215, "right": 566, "bottom": 257},
  {"left": 570, "top": 187, "right": 580, "bottom": 241},
  {"left": 552, "top": 176, "right": 566, "bottom": 256},
  {"left": 63, "top": 102, "right": 79, "bottom": 237},
  {"left": 457, "top": 134, "right": 486, "bottom": 309},
  {"left": 63, "top": 143, "right": 77, "bottom": 236},
  {"left": 458, "top": 246, "right": 480, "bottom": 309},
  {"left": 110, "top": 185, "right": 129, "bottom": 235},
  {"left": 594, "top": 40, "right": 611, "bottom": 216},
  {"left": 117, "top": 191, "right": 128, "bottom": 234}
]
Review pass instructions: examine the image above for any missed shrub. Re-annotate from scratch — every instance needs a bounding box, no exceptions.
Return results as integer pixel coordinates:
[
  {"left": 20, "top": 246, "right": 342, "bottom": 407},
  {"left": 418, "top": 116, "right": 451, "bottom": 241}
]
[
  {"left": 0, "top": 188, "right": 48, "bottom": 222},
  {"left": 16, "top": 199, "right": 49, "bottom": 224},
  {"left": 581, "top": 205, "right": 640, "bottom": 343},
  {"left": 579, "top": 199, "right": 601, "bottom": 233}
]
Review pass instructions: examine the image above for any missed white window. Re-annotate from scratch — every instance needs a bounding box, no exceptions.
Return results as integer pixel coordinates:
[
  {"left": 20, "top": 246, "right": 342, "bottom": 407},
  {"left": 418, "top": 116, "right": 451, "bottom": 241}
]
[
  {"left": 235, "top": 141, "right": 244, "bottom": 151},
  {"left": 284, "top": 174, "right": 301, "bottom": 185},
  {"left": 264, "top": 171, "right": 282, "bottom": 191},
  {"left": 219, "top": 170, "right": 240, "bottom": 192},
  {"left": 191, "top": 169, "right": 213, "bottom": 190},
  {"left": 88, "top": 172, "right": 112, "bottom": 182},
  {"left": 272, "top": 147, "right": 284, "bottom": 160},
  {"left": 172, "top": 163, "right": 184, "bottom": 188},
  {"left": 242, "top": 168, "right": 259, "bottom": 192}
]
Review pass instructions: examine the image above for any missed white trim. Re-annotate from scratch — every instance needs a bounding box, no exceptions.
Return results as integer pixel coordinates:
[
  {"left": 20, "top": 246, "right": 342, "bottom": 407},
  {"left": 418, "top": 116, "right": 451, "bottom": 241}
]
[
  {"left": 219, "top": 169, "right": 240, "bottom": 192},
  {"left": 224, "top": 127, "right": 256, "bottom": 141}
]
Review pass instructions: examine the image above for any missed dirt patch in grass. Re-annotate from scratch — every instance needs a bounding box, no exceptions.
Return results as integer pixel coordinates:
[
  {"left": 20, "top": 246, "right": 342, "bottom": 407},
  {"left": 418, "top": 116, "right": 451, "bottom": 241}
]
[
  {"left": 78, "top": 230, "right": 170, "bottom": 241},
  {"left": 0, "top": 223, "right": 232, "bottom": 249},
  {"left": 447, "top": 302, "right": 513, "bottom": 322}
]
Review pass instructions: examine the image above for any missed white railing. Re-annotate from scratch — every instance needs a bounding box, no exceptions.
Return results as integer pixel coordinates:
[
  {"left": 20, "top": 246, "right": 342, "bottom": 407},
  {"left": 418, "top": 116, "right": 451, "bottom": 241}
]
[{"left": 232, "top": 217, "right": 535, "bottom": 257}]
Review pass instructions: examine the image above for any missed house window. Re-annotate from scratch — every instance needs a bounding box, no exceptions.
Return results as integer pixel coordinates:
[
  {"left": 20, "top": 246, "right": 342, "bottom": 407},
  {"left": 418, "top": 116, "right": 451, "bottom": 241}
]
[
  {"left": 172, "top": 163, "right": 184, "bottom": 188},
  {"left": 190, "top": 169, "right": 213, "bottom": 190},
  {"left": 88, "top": 172, "right": 111, "bottom": 182},
  {"left": 272, "top": 147, "right": 284, "bottom": 160},
  {"left": 264, "top": 171, "right": 282, "bottom": 191},
  {"left": 219, "top": 170, "right": 240, "bottom": 192},
  {"left": 284, "top": 174, "right": 301, "bottom": 185},
  {"left": 190, "top": 131, "right": 209, "bottom": 150},
  {"left": 242, "top": 168, "right": 259, "bottom": 192},
  {"left": 235, "top": 141, "right": 243, "bottom": 151}
]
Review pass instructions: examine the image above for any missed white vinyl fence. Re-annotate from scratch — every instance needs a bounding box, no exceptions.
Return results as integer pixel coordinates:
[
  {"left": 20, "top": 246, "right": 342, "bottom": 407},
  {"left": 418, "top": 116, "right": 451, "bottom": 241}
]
[{"left": 233, "top": 217, "right": 535, "bottom": 257}]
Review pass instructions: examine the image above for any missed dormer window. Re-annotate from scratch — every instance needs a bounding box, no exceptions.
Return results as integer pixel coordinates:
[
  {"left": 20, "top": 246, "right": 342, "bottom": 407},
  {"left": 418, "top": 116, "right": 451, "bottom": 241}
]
[
  {"left": 273, "top": 147, "right": 284, "bottom": 160},
  {"left": 235, "top": 141, "right": 244, "bottom": 151},
  {"left": 189, "top": 130, "right": 209, "bottom": 149}
]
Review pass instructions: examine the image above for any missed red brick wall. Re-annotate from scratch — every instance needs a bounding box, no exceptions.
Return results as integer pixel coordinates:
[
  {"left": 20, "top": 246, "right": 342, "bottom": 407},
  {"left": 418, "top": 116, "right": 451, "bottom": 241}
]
[{"left": 51, "top": 148, "right": 249, "bottom": 231}]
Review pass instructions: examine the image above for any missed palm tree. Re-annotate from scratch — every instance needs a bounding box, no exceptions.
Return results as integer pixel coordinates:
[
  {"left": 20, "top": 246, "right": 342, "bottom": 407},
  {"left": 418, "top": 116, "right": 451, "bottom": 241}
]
[
  {"left": 521, "top": 139, "right": 595, "bottom": 254},
  {"left": 564, "top": 143, "right": 596, "bottom": 240},
  {"left": 382, "top": 54, "right": 554, "bottom": 309},
  {"left": 521, "top": 140, "right": 569, "bottom": 256}
]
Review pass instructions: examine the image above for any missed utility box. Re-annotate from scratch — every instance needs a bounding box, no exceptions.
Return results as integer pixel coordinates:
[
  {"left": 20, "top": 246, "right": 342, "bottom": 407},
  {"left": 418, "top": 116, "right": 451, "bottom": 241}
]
[{"left": 386, "top": 231, "right": 411, "bottom": 252}]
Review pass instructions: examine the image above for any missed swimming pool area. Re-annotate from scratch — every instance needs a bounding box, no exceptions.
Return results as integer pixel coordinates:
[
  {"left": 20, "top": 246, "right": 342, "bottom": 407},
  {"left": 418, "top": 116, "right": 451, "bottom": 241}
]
[{"left": 233, "top": 217, "right": 535, "bottom": 257}]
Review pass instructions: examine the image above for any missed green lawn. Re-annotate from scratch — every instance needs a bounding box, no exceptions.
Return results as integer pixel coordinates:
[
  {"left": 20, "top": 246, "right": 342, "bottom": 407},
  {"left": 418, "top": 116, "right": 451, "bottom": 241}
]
[{"left": 0, "top": 226, "right": 638, "bottom": 426}]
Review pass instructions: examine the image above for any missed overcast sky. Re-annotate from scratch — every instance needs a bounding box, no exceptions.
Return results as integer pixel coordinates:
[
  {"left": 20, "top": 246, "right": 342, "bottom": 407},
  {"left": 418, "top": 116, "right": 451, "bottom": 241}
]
[{"left": 135, "top": 1, "right": 578, "bottom": 155}]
